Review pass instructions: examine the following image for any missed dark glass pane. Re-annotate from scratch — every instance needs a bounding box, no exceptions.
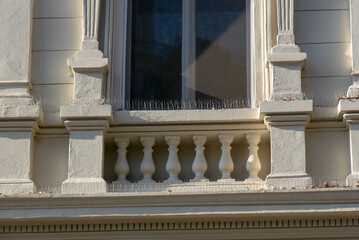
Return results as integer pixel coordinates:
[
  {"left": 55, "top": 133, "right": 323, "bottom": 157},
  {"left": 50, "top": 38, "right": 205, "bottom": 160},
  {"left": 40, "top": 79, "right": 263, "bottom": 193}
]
[
  {"left": 130, "top": 0, "right": 182, "bottom": 104},
  {"left": 195, "top": 0, "right": 247, "bottom": 103}
]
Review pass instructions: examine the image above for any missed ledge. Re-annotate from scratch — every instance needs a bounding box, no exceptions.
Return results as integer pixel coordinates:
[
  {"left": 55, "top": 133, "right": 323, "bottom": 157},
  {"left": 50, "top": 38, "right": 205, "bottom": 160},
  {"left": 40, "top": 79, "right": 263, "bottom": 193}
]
[
  {"left": 67, "top": 58, "right": 108, "bottom": 73},
  {"left": 112, "top": 108, "right": 260, "bottom": 125},
  {"left": 260, "top": 100, "right": 313, "bottom": 116},
  {"left": 0, "top": 105, "right": 42, "bottom": 123},
  {"left": 60, "top": 105, "right": 112, "bottom": 120},
  {"left": 1, "top": 189, "right": 359, "bottom": 223},
  {"left": 338, "top": 99, "right": 359, "bottom": 118}
]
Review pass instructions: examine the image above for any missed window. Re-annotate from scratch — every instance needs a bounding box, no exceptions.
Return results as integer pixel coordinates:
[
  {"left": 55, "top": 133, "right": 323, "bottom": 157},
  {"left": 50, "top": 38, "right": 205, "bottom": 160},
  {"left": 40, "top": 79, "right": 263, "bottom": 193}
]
[{"left": 108, "top": 0, "right": 262, "bottom": 111}]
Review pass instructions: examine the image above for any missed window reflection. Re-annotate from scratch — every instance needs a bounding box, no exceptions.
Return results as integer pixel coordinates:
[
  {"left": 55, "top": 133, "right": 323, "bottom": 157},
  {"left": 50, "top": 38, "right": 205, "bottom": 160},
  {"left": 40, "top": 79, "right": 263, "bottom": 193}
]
[{"left": 128, "top": 0, "right": 247, "bottom": 110}]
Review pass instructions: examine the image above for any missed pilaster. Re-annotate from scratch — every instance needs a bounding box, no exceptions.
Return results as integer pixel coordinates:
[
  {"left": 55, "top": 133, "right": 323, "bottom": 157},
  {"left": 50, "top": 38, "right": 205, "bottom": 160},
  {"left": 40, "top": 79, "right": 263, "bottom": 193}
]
[
  {"left": 0, "top": 0, "right": 42, "bottom": 193},
  {"left": 268, "top": 0, "right": 306, "bottom": 101},
  {"left": 338, "top": 99, "right": 359, "bottom": 186},
  {"left": 347, "top": 0, "right": 359, "bottom": 97},
  {"left": 264, "top": 113, "right": 312, "bottom": 188},
  {"left": 61, "top": 0, "right": 112, "bottom": 193},
  {"left": 260, "top": 101, "right": 313, "bottom": 188},
  {"left": 61, "top": 119, "right": 109, "bottom": 194},
  {"left": 0, "top": 117, "right": 40, "bottom": 194}
]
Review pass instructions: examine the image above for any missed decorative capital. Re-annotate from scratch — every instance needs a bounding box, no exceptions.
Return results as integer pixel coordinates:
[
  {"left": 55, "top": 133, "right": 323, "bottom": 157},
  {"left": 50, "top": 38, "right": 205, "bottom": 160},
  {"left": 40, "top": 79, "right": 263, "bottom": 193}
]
[
  {"left": 219, "top": 134, "right": 234, "bottom": 146},
  {"left": 114, "top": 138, "right": 130, "bottom": 149},
  {"left": 193, "top": 135, "right": 207, "bottom": 145}
]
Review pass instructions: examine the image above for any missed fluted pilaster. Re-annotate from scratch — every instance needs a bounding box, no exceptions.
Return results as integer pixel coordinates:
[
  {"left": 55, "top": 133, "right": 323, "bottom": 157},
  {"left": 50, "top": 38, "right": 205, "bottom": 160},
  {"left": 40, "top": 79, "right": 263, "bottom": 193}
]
[
  {"left": 83, "top": 0, "right": 101, "bottom": 49},
  {"left": 276, "top": 0, "right": 294, "bottom": 46}
]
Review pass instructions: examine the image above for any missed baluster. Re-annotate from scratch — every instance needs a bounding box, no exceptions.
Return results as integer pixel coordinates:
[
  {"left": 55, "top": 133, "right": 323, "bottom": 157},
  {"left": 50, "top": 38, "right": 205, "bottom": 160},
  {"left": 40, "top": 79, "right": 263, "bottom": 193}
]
[
  {"left": 165, "top": 136, "right": 182, "bottom": 183},
  {"left": 139, "top": 137, "right": 156, "bottom": 183},
  {"left": 246, "top": 134, "right": 262, "bottom": 181},
  {"left": 114, "top": 137, "right": 130, "bottom": 184},
  {"left": 218, "top": 134, "right": 234, "bottom": 180},
  {"left": 192, "top": 136, "right": 208, "bottom": 181}
]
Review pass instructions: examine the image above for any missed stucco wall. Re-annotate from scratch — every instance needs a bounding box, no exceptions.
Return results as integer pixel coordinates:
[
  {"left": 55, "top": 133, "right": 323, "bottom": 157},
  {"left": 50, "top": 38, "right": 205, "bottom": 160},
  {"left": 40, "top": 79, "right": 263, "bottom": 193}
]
[
  {"left": 31, "top": 0, "right": 82, "bottom": 125},
  {"left": 295, "top": 0, "right": 352, "bottom": 107},
  {"left": 31, "top": 0, "right": 82, "bottom": 188},
  {"left": 29, "top": 0, "right": 354, "bottom": 187}
]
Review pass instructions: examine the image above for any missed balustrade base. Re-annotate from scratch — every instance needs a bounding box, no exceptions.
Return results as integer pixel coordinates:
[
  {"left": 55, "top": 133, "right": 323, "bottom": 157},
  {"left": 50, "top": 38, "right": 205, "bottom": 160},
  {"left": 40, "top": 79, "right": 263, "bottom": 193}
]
[
  {"left": 109, "top": 181, "right": 266, "bottom": 193},
  {"left": 217, "top": 179, "right": 236, "bottom": 183},
  {"left": 62, "top": 178, "right": 107, "bottom": 194},
  {"left": 0, "top": 180, "right": 34, "bottom": 194},
  {"left": 346, "top": 174, "right": 359, "bottom": 187},
  {"left": 266, "top": 174, "right": 313, "bottom": 189}
]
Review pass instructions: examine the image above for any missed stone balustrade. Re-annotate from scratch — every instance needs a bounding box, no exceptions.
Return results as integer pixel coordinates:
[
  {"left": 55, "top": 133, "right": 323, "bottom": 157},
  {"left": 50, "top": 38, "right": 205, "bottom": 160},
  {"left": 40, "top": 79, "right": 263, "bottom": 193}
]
[{"left": 112, "top": 133, "right": 265, "bottom": 192}]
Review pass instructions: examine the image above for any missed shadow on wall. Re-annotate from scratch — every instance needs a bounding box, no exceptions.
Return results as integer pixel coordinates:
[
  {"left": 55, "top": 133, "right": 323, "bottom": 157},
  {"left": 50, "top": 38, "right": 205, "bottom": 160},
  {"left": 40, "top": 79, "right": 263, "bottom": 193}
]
[{"left": 306, "top": 131, "right": 350, "bottom": 183}]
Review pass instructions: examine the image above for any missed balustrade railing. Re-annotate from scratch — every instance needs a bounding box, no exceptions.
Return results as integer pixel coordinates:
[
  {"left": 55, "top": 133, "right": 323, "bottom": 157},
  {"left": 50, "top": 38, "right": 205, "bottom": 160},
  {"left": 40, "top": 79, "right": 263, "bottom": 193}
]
[{"left": 111, "top": 132, "right": 265, "bottom": 192}]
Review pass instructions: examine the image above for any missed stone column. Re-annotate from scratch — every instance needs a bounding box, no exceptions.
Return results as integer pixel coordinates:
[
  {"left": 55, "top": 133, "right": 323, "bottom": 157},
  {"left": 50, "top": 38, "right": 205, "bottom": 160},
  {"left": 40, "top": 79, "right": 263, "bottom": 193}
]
[
  {"left": 61, "top": 0, "right": 112, "bottom": 193},
  {"left": 347, "top": 0, "right": 359, "bottom": 97},
  {"left": 264, "top": 115, "right": 312, "bottom": 188},
  {"left": 260, "top": 0, "right": 313, "bottom": 188},
  {"left": 344, "top": 114, "right": 359, "bottom": 186},
  {"left": 339, "top": 1, "right": 359, "bottom": 186},
  {"left": 0, "top": 0, "right": 42, "bottom": 193},
  {"left": 338, "top": 101, "right": 359, "bottom": 186},
  {"left": 62, "top": 120, "right": 109, "bottom": 194},
  {"left": 268, "top": 0, "right": 306, "bottom": 101}
]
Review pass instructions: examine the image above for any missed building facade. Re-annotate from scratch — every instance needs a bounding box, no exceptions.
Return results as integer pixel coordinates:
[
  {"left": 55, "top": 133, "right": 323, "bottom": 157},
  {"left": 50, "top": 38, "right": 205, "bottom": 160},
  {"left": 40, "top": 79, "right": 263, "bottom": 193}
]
[{"left": 1, "top": 0, "right": 359, "bottom": 239}]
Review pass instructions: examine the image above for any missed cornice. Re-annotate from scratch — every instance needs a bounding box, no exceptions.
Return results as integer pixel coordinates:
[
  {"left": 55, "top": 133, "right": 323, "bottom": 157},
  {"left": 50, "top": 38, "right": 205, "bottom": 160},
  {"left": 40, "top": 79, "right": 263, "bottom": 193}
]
[{"left": 1, "top": 189, "right": 359, "bottom": 223}]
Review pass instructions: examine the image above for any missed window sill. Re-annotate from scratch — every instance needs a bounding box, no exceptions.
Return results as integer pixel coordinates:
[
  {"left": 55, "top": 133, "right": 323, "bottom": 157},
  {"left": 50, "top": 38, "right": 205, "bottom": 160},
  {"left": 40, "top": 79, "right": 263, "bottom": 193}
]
[{"left": 112, "top": 108, "right": 259, "bottom": 125}]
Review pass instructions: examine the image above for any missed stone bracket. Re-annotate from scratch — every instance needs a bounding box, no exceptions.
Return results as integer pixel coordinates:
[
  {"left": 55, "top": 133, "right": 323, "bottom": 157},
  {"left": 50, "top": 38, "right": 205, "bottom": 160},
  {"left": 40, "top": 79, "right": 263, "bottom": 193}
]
[
  {"left": 264, "top": 114, "right": 310, "bottom": 129},
  {"left": 64, "top": 120, "right": 109, "bottom": 132},
  {"left": 60, "top": 105, "right": 112, "bottom": 121},
  {"left": 67, "top": 58, "right": 108, "bottom": 75},
  {"left": 260, "top": 100, "right": 313, "bottom": 119}
]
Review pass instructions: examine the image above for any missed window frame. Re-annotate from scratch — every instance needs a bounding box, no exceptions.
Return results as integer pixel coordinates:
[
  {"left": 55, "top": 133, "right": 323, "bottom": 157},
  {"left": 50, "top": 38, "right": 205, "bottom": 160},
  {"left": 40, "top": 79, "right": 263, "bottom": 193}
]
[{"left": 102, "top": 0, "right": 266, "bottom": 112}]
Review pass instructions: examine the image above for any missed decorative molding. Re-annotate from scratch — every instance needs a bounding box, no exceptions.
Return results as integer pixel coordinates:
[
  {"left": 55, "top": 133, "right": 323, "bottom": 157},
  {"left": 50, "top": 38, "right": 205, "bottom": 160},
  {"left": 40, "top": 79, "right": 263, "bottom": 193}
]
[
  {"left": 276, "top": 0, "right": 294, "bottom": 46},
  {"left": 1, "top": 218, "right": 359, "bottom": 233},
  {"left": 82, "top": 0, "right": 101, "bottom": 50},
  {"left": 347, "top": 0, "right": 359, "bottom": 97}
]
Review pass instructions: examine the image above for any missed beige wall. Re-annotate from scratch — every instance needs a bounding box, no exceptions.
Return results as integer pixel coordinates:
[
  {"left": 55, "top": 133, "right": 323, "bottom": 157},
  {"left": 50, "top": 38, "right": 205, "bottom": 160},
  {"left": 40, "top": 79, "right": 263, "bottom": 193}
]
[
  {"left": 295, "top": 0, "right": 352, "bottom": 107},
  {"left": 31, "top": 0, "right": 82, "bottom": 188},
  {"left": 31, "top": 0, "right": 82, "bottom": 125},
  {"left": 29, "top": 0, "right": 353, "bottom": 187}
]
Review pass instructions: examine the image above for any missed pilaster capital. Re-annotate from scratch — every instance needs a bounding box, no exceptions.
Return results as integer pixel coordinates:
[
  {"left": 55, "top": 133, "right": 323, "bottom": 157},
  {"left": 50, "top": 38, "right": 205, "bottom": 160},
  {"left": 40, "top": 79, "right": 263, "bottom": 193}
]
[
  {"left": 67, "top": 58, "right": 108, "bottom": 75},
  {"left": 60, "top": 105, "right": 113, "bottom": 121},
  {"left": 338, "top": 99, "right": 359, "bottom": 119},
  {"left": 264, "top": 114, "right": 311, "bottom": 130},
  {"left": 64, "top": 119, "right": 110, "bottom": 132},
  {"left": 260, "top": 100, "right": 313, "bottom": 118}
]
